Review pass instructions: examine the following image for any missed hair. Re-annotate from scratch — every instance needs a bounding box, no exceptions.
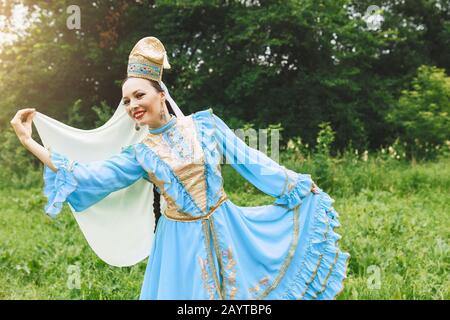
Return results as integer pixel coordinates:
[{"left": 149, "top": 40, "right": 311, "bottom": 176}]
[{"left": 121, "top": 76, "right": 175, "bottom": 233}]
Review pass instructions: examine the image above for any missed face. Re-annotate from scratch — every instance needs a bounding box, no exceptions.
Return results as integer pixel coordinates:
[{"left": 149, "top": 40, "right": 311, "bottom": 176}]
[{"left": 122, "top": 77, "right": 166, "bottom": 127}]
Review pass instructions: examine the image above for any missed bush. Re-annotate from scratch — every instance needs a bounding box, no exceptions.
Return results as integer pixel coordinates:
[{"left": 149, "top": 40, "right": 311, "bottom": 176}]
[
  {"left": 0, "top": 129, "right": 42, "bottom": 189},
  {"left": 387, "top": 65, "right": 450, "bottom": 160}
]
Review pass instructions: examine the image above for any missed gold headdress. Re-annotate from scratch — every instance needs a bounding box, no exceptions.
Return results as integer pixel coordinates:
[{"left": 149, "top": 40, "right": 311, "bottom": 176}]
[{"left": 127, "top": 36, "right": 171, "bottom": 82}]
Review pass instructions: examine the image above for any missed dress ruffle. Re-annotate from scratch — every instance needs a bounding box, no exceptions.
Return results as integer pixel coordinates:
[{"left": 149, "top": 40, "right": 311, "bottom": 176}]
[
  {"left": 192, "top": 108, "right": 224, "bottom": 209},
  {"left": 280, "top": 189, "right": 350, "bottom": 300},
  {"left": 43, "top": 149, "right": 78, "bottom": 218},
  {"left": 273, "top": 173, "right": 314, "bottom": 209}
]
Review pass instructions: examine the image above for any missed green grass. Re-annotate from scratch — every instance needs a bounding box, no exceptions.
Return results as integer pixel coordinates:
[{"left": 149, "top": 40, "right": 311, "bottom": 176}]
[{"left": 0, "top": 156, "right": 449, "bottom": 299}]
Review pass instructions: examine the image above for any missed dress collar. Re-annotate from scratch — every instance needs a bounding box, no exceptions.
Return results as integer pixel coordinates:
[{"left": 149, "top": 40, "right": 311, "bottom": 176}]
[{"left": 148, "top": 115, "right": 177, "bottom": 134}]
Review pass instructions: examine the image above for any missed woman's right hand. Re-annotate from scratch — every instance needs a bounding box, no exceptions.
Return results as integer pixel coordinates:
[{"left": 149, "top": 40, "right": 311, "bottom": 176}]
[
  {"left": 9, "top": 108, "right": 57, "bottom": 172},
  {"left": 10, "top": 108, "right": 36, "bottom": 144}
]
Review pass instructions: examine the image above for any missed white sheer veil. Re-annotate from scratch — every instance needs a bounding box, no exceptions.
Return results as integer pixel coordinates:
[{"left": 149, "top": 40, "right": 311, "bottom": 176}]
[{"left": 32, "top": 80, "right": 184, "bottom": 267}]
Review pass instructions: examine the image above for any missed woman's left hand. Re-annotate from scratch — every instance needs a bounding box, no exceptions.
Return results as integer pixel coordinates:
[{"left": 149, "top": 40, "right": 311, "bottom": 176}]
[{"left": 311, "top": 182, "right": 319, "bottom": 194}]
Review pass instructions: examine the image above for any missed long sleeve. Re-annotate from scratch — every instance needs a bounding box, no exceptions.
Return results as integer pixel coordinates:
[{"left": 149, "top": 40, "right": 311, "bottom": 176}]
[
  {"left": 43, "top": 144, "right": 147, "bottom": 218},
  {"left": 210, "top": 110, "right": 315, "bottom": 209}
]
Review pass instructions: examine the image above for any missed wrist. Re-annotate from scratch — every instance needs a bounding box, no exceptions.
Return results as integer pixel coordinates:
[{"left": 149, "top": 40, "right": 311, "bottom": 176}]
[{"left": 20, "top": 137, "right": 33, "bottom": 147}]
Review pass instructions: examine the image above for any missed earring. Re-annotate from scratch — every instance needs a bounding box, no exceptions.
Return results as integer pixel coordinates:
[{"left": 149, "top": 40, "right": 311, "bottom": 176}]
[{"left": 160, "top": 104, "right": 167, "bottom": 121}]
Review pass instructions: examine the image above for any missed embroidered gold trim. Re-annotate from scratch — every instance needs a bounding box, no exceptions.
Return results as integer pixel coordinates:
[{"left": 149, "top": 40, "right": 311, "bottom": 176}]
[
  {"left": 208, "top": 213, "right": 240, "bottom": 300},
  {"left": 222, "top": 245, "right": 238, "bottom": 299},
  {"left": 311, "top": 250, "right": 339, "bottom": 299},
  {"left": 163, "top": 193, "right": 228, "bottom": 222},
  {"left": 256, "top": 204, "right": 301, "bottom": 299},
  {"left": 280, "top": 168, "right": 289, "bottom": 197},
  {"left": 147, "top": 170, "right": 185, "bottom": 216},
  {"left": 198, "top": 256, "right": 216, "bottom": 300},
  {"left": 248, "top": 276, "right": 270, "bottom": 297},
  {"left": 190, "top": 116, "right": 210, "bottom": 213},
  {"left": 202, "top": 219, "right": 223, "bottom": 300},
  {"left": 209, "top": 215, "right": 226, "bottom": 298},
  {"left": 332, "top": 255, "right": 350, "bottom": 300},
  {"left": 298, "top": 254, "right": 323, "bottom": 299},
  {"left": 297, "top": 214, "right": 330, "bottom": 299},
  {"left": 161, "top": 209, "right": 197, "bottom": 221},
  {"left": 260, "top": 276, "right": 270, "bottom": 286},
  {"left": 143, "top": 116, "right": 208, "bottom": 213},
  {"left": 229, "top": 287, "right": 238, "bottom": 300}
]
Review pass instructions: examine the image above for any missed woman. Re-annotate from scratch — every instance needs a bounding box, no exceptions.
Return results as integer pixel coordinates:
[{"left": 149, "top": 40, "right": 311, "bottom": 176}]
[{"left": 10, "top": 37, "right": 349, "bottom": 300}]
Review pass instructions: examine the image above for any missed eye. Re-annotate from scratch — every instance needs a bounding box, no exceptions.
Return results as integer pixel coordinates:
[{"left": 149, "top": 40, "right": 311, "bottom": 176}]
[
  {"left": 137, "top": 93, "right": 145, "bottom": 99},
  {"left": 123, "top": 100, "right": 129, "bottom": 105}
]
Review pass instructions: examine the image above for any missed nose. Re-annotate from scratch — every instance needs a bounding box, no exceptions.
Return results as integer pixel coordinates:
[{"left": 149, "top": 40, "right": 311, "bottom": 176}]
[{"left": 127, "top": 105, "right": 138, "bottom": 114}]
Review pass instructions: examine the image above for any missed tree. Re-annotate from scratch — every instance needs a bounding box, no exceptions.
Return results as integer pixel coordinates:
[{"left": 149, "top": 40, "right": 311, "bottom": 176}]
[{"left": 387, "top": 65, "right": 450, "bottom": 158}]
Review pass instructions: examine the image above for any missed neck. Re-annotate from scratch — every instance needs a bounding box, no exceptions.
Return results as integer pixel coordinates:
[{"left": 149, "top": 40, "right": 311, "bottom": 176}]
[
  {"left": 148, "top": 114, "right": 177, "bottom": 134},
  {"left": 150, "top": 115, "right": 171, "bottom": 129}
]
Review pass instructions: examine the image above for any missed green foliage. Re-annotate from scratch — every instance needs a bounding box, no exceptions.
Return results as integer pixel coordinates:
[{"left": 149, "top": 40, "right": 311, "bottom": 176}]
[
  {"left": 91, "top": 101, "right": 114, "bottom": 127},
  {"left": 1, "top": 0, "right": 449, "bottom": 152},
  {"left": 312, "top": 122, "right": 336, "bottom": 190},
  {"left": 387, "top": 65, "right": 450, "bottom": 159},
  {"left": 315, "top": 122, "right": 335, "bottom": 155},
  {"left": 66, "top": 99, "right": 86, "bottom": 128},
  {"left": 0, "top": 130, "right": 42, "bottom": 189},
  {"left": 66, "top": 99, "right": 115, "bottom": 129}
]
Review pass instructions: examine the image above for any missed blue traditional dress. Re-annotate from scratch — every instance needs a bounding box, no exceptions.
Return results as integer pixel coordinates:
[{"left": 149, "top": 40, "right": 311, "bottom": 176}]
[{"left": 43, "top": 108, "right": 350, "bottom": 300}]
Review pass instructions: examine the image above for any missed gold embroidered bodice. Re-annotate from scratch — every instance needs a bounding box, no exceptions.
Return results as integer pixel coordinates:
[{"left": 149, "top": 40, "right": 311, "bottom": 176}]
[{"left": 141, "top": 114, "right": 227, "bottom": 221}]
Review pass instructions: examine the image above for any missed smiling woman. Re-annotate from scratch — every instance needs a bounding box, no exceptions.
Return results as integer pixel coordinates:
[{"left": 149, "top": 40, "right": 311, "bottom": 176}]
[{"left": 10, "top": 36, "right": 349, "bottom": 300}]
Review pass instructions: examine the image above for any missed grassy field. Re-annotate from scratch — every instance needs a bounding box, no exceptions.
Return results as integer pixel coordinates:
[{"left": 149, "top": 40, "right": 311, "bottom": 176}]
[{"left": 0, "top": 155, "right": 448, "bottom": 300}]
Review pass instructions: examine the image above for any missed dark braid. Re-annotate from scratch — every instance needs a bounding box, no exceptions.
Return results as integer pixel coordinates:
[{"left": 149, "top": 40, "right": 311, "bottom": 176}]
[
  {"left": 122, "top": 76, "right": 175, "bottom": 233},
  {"left": 152, "top": 185, "right": 161, "bottom": 233}
]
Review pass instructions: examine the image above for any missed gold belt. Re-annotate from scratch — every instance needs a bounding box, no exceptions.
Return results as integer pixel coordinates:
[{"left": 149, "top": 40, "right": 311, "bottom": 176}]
[{"left": 162, "top": 193, "right": 228, "bottom": 222}]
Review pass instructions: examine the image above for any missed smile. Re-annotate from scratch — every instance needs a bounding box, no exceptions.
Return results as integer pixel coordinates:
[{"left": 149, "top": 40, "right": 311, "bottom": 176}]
[{"left": 133, "top": 110, "right": 146, "bottom": 120}]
